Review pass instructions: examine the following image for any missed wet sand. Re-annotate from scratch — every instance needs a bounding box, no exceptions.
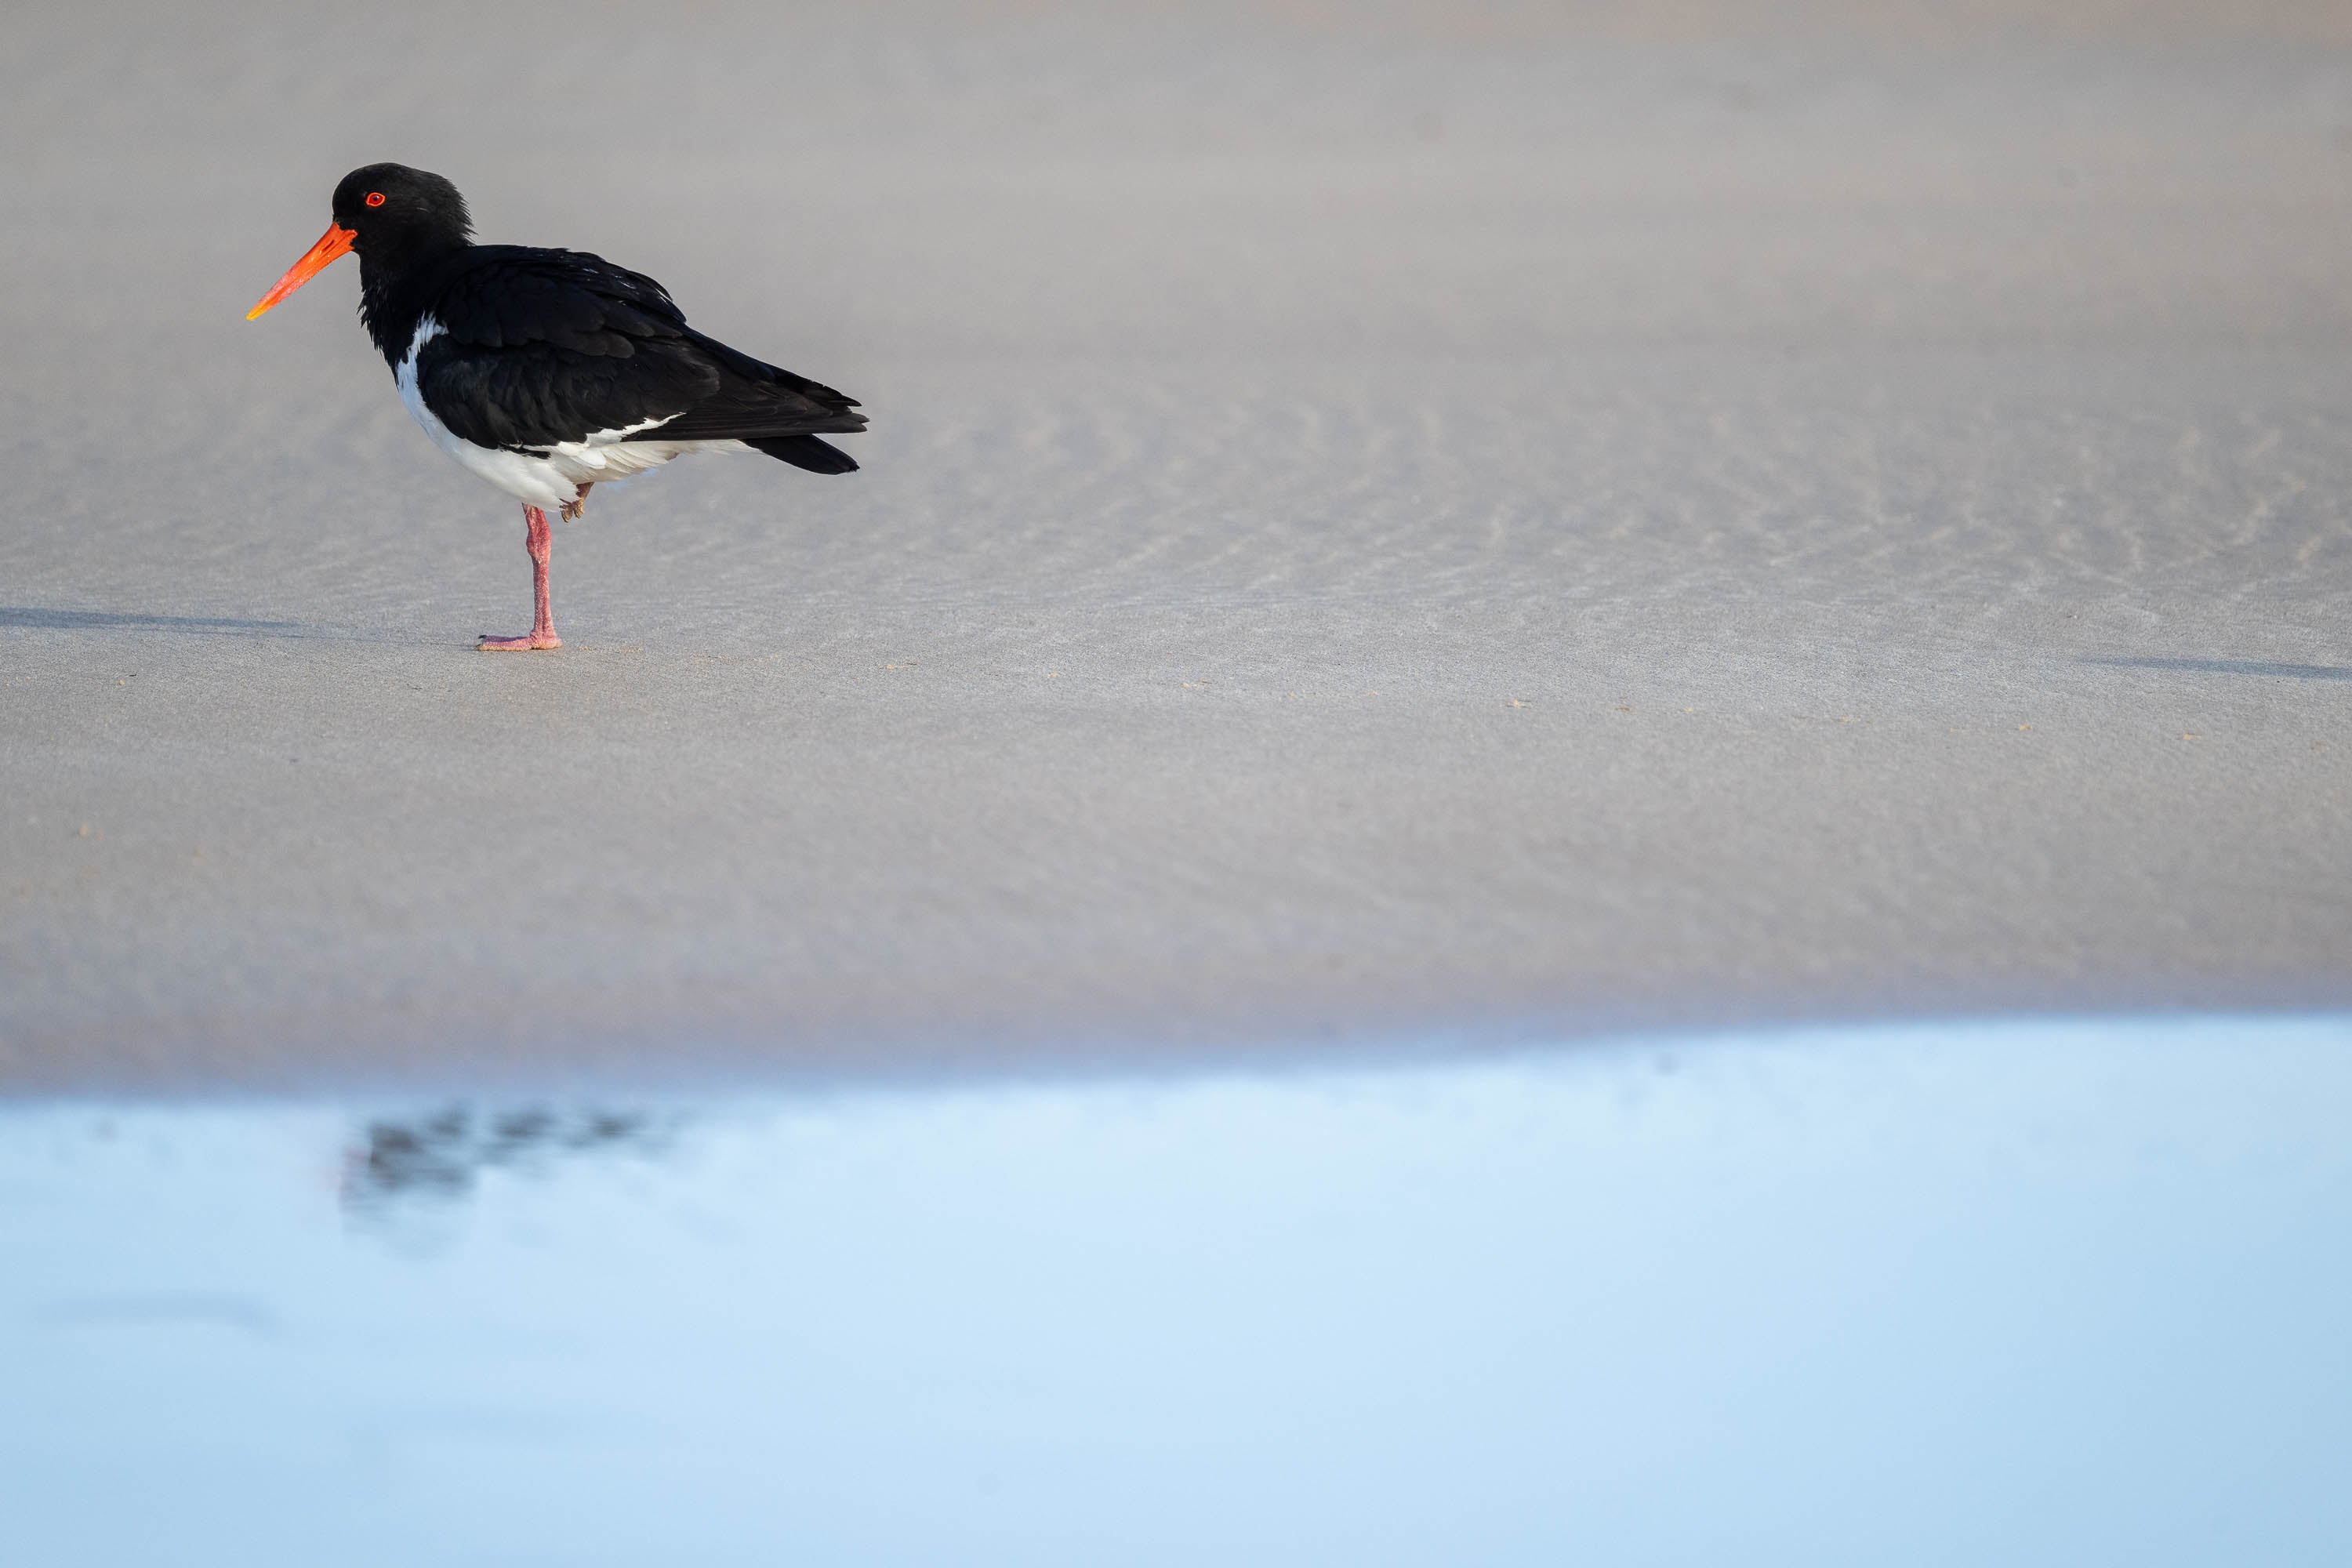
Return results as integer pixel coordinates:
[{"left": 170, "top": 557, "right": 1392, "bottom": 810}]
[{"left": 5, "top": 2, "right": 2352, "bottom": 1090}]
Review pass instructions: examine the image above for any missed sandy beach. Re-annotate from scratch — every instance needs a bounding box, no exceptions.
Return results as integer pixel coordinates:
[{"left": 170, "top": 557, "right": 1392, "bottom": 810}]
[{"left": 6, "top": 0, "right": 2352, "bottom": 1091}]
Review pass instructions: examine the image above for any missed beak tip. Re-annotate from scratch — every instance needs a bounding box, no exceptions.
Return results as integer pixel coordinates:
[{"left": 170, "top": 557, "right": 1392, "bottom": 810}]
[{"left": 249, "top": 222, "right": 355, "bottom": 325}]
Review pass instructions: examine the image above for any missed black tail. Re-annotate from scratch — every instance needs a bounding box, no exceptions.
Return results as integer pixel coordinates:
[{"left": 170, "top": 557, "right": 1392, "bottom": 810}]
[{"left": 749, "top": 434, "right": 858, "bottom": 474}]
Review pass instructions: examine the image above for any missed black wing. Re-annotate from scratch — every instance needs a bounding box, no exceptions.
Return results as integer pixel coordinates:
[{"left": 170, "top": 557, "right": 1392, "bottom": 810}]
[{"left": 412, "top": 246, "right": 865, "bottom": 452}]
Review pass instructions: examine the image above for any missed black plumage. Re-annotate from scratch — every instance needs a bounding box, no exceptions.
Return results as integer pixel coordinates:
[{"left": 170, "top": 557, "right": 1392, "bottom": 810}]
[
  {"left": 339, "top": 166, "right": 864, "bottom": 470},
  {"left": 248, "top": 162, "right": 867, "bottom": 648},
  {"left": 372, "top": 245, "right": 863, "bottom": 468}
]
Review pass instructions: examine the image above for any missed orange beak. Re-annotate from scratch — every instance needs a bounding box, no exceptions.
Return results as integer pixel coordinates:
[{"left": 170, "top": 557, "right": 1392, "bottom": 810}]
[{"left": 247, "top": 223, "right": 357, "bottom": 320}]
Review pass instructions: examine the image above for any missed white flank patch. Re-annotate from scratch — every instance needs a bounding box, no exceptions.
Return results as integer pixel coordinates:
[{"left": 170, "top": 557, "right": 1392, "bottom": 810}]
[
  {"left": 393, "top": 318, "right": 727, "bottom": 510},
  {"left": 583, "top": 413, "right": 681, "bottom": 444}
]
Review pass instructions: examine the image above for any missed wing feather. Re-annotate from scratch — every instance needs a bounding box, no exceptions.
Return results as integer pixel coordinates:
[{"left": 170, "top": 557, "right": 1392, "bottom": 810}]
[{"left": 410, "top": 247, "right": 863, "bottom": 452}]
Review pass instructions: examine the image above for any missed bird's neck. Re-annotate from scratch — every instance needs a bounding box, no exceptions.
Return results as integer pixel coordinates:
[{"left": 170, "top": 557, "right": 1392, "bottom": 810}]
[{"left": 358, "top": 237, "right": 470, "bottom": 364}]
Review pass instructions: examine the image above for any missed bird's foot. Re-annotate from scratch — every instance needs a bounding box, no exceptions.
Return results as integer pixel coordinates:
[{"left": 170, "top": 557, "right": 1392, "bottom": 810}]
[
  {"left": 560, "top": 484, "right": 592, "bottom": 522},
  {"left": 477, "top": 631, "right": 562, "bottom": 652}
]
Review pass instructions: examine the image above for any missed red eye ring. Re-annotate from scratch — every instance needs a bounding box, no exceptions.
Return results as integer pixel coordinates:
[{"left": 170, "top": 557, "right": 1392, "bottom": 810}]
[{"left": 365, "top": 191, "right": 385, "bottom": 207}]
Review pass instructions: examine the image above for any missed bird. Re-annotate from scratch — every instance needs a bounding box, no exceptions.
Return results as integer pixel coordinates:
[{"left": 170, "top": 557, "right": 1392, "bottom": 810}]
[{"left": 247, "top": 163, "right": 864, "bottom": 650}]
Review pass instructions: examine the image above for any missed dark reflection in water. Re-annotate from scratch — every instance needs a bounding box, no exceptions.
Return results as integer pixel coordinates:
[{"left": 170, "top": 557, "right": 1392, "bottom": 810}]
[{"left": 343, "top": 1105, "right": 677, "bottom": 1212}]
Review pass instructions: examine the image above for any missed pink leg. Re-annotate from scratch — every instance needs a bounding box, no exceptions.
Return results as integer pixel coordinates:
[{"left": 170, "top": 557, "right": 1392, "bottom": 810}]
[{"left": 478, "top": 505, "right": 562, "bottom": 651}]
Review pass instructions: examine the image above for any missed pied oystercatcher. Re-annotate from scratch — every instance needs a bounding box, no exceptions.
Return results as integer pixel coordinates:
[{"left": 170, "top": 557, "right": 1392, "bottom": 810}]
[{"left": 249, "top": 163, "right": 865, "bottom": 649}]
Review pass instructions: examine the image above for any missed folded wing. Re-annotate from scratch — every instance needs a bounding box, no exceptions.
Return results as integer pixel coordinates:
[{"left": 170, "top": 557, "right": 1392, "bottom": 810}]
[{"left": 412, "top": 247, "right": 866, "bottom": 454}]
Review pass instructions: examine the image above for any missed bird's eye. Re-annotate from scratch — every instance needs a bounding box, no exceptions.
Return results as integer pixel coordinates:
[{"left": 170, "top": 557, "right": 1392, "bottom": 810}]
[{"left": 365, "top": 192, "right": 386, "bottom": 208}]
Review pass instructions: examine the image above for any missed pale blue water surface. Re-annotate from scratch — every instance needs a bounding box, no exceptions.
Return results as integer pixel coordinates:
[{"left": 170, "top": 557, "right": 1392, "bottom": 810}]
[{"left": 5, "top": 1017, "right": 2350, "bottom": 1566}]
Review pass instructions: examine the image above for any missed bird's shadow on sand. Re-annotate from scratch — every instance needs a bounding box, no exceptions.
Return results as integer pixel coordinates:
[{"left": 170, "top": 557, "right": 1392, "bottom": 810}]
[
  {"left": 0, "top": 607, "right": 307, "bottom": 634},
  {"left": 2082, "top": 655, "right": 2352, "bottom": 682}
]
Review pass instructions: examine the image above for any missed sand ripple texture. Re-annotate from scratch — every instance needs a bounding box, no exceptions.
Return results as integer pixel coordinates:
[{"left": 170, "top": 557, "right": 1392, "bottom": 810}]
[{"left": 4, "top": 1, "right": 2351, "bottom": 1086}]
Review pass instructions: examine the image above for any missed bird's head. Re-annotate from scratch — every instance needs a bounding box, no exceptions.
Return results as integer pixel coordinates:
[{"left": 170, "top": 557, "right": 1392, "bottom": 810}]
[{"left": 248, "top": 164, "right": 472, "bottom": 321}]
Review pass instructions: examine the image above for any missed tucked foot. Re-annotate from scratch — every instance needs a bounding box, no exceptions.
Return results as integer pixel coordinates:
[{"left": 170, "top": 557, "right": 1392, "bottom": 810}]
[{"left": 477, "top": 631, "right": 562, "bottom": 651}]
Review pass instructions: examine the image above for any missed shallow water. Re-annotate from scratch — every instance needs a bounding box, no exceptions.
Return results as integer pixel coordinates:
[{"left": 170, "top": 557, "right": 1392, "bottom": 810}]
[{"left": 6, "top": 1017, "right": 2350, "bottom": 1565}]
